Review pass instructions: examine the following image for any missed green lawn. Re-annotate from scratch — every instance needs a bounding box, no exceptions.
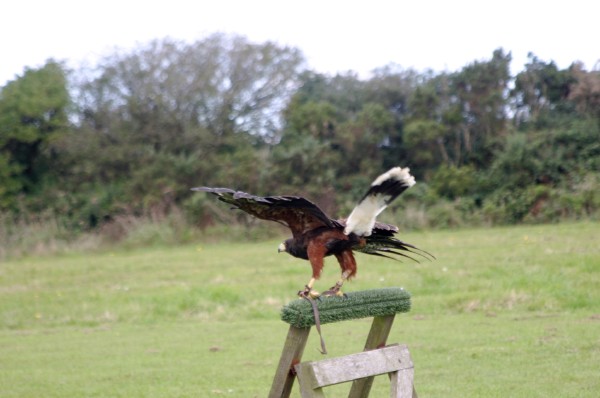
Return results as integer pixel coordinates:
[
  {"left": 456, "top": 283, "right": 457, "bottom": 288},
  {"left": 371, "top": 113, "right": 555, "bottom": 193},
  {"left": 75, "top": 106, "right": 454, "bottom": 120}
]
[{"left": 1, "top": 222, "right": 599, "bottom": 397}]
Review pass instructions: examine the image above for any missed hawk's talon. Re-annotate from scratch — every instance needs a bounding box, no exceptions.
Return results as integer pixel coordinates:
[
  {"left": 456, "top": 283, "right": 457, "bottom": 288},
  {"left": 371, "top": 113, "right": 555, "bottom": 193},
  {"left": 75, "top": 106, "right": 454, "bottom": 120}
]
[
  {"left": 321, "top": 282, "right": 346, "bottom": 297},
  {"left": 298, "top": 285, "right": 320, "bottom": 299}
]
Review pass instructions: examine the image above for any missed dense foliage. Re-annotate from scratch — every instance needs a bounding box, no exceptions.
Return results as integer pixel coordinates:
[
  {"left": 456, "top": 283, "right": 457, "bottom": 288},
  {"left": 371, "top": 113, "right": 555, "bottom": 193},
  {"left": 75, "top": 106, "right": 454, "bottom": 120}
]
[{"left": 1, "top": 34, "right": 599, "bottom": 249}]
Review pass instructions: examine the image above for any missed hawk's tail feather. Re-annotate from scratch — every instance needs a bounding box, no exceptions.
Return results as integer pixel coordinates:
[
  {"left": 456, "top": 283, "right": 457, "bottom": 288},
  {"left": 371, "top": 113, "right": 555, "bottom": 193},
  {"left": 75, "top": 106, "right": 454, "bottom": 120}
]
[
  {"left": 358, "top": 235, "right": 434, "bottom": 262},
  {"left": 362, "top": 250, "right": 422, "bottom": 263}
]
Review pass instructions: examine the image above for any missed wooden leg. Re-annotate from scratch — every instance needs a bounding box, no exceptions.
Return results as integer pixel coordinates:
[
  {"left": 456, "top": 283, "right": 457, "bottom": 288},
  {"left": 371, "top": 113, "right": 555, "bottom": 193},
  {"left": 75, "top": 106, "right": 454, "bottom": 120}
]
[
  {"left": 295, "top": 363, "right": 326, "bottom": 398},
  {"left": 390, "top": 367, "right": 415, "bottom": 398},
  {"left": 348, "top": 315, "right": 396, "bottom": 398},
  {"left": 269, "top": 325, "right": 311, "bottom": 398}
]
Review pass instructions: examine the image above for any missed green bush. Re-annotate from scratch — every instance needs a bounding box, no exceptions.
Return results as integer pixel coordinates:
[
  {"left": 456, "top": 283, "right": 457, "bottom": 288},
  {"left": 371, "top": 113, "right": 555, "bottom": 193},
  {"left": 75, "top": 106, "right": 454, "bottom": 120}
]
[{"left": 430, "top": 165, "right": 477, "bottom": 199}]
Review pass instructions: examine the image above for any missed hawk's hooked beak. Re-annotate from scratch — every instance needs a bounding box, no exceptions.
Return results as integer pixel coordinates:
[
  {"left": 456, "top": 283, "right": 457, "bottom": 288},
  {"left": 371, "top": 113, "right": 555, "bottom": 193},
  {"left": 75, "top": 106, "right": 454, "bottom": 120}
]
[{"left": 278, "top": 242, "right": 286, "bottom": 253}]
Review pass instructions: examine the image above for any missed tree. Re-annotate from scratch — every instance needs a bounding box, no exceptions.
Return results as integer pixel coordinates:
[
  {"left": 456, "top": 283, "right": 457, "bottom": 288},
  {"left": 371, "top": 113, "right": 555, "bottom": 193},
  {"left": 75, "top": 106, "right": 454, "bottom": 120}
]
[
  {"left": 0, "top": 60, "right": 69, "bottom": 209},
  {"left": 450, "top": 48, "right": 512, "bottom": 166},
  {"left": 403, "top": 119, "right": 448, "bottom": 170},
  {"left": 336, "top": 103, "right": 395, "bottom": 192},
  {"left": 273, "top": 71, "right": 360, "bottom": 201},
  {"left": 512, "top": 53, "right": 575, "bottom": 127},
  {"left": 42, "top": 34, "right": 305, "bottom": 226},
  {"left": 403, "top": 76, "right": 454, "bottom": 174},
  {"left": 271, "top": 99, "right": 342, "bottom": 211},
  {"left": 569, "top": 62, "right": 600, "bottom": 121},
  {"left": 272, "top": 71, "right": 404, "bottom": 214},
  {"left": 364, "top": 66, "right": 421, "bottom": 168}
]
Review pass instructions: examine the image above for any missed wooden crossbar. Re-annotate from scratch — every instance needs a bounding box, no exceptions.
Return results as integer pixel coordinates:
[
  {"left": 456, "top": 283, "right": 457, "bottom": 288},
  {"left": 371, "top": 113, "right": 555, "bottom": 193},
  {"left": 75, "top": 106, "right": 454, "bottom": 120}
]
[{"left": 295, "top": 345, "right": 413, "bottom": 393}]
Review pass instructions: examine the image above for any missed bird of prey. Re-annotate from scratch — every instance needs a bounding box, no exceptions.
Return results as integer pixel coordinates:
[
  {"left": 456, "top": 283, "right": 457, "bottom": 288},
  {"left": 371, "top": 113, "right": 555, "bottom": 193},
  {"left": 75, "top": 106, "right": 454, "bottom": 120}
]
[{"left": 193, "top": 167, "right": 431, "bottom": 298}]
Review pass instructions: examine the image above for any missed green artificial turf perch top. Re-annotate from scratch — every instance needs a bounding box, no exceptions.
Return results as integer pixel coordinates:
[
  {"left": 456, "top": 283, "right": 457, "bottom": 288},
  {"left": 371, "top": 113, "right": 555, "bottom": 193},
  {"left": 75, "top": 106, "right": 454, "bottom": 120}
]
[{"left": 281, "top": 287, "right": 411, "bottom": 328}]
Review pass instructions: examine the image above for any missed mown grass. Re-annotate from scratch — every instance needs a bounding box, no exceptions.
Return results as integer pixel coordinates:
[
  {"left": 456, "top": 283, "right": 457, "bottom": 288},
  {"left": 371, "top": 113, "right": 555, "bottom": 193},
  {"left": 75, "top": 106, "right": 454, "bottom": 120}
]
[{"left": 1, "top": 222, "right": 599, "bottom": 397}]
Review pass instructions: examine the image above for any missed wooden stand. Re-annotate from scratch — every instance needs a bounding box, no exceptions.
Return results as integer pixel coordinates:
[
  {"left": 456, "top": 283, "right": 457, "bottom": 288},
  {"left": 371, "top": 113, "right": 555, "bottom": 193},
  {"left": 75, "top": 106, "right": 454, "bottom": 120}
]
[{"left": 269, "top": 288, "right": 416, "bottom": 398}]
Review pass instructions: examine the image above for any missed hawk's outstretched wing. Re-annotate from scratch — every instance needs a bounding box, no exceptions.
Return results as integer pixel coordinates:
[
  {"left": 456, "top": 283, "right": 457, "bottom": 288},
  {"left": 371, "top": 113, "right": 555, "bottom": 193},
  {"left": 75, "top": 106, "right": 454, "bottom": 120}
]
[{"left": 192, "top": 187, "right": 337, "bottom": 237}]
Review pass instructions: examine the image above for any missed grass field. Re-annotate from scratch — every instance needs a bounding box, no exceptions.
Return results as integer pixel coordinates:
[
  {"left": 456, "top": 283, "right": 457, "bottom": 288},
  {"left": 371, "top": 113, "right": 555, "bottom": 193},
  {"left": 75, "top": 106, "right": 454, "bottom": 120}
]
[{"left": 1, "top": 222, "right": 599, "bottom": 397}]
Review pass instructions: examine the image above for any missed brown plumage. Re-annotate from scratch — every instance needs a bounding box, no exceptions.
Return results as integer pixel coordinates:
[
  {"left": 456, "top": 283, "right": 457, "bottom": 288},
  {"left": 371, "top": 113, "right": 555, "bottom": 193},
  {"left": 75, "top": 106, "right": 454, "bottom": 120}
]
[{"left": 193, "top": 167, "right": 432, "bottom": 297}]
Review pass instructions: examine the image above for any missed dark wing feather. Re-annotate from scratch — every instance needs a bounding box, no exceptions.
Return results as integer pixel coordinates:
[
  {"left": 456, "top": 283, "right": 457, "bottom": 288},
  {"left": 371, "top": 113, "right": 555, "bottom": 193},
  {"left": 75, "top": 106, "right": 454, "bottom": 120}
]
[{"left": 192, "top": 187, "right": 336, "bottom": 237}]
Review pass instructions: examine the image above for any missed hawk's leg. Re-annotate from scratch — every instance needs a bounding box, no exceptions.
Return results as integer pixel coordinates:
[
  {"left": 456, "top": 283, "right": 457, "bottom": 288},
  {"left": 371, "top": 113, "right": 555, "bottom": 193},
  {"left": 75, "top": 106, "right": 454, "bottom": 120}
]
[
  {"left": 323, "top": 250, "right": 356, "bottom": 297},
  {"left": 322, "top": 270, "right": 351, "bottom": 297},
  {"left": 298, "top": 277, "right": 320, "bottom": 299},
  {"left": 299, "top": 242, "right": 328, "bottom": 299}
]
